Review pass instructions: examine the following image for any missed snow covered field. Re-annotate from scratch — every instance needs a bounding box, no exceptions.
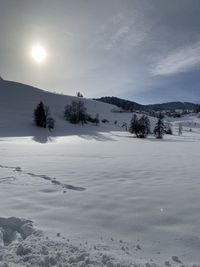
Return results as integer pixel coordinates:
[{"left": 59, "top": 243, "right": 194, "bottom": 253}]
[
  {"left": 1, "top": 79, "right": 200, "bottom": 266},
  {"left": 1, "top": 122, "right": 200, "bottom": 266}
]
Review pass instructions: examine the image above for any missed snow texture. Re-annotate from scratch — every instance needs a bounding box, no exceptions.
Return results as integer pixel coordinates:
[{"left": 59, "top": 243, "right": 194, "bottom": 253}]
[{"left": 1, "top": 79, "right": 200, "bottom": 266}]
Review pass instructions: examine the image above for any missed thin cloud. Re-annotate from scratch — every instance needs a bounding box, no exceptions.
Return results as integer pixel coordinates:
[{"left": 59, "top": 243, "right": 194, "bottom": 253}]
[
  {"left": 104, "top": 25, "right": 130, "bottom": 50},
  {"left": 92, "top": 12, "right": 149, "bottom": 51},
  {"left": 152, "top": 41, "right": 200, "bottom": 76}
]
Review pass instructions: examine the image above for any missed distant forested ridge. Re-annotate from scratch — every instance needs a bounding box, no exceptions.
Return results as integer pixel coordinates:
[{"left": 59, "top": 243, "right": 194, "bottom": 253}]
[{"left": 94, "top": 96, "right": 198, "bottom": 112}]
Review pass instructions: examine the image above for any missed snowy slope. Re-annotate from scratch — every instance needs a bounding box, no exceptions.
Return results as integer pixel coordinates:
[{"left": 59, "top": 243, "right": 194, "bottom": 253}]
[{"left": 0, "top": 79, "right": 138, "bottom": 138}]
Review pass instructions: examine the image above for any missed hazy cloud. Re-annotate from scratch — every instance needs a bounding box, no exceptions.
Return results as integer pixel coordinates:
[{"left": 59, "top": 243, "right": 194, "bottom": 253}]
[
  {"left": 0, "top": 0, "right": 200, "bottom": 103},
  {"left": 92, "top": 11, "right": 149, "bottom": 51},
  {"left": 152, "top": 41, "right": 200, "bottom": 76}
]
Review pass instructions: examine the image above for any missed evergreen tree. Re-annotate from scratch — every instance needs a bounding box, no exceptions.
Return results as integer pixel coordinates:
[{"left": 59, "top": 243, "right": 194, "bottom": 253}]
[
  {"left": 34, "top": 102, "right": 47, "bottom": 128},
  {"left": 76, "top": 92, "right": 83, "bottom": 97},
  {"left": 154, "top": 114, "right": 165, "bottom": 139},
  {"left": 129, "top": 114, "right": 150, "bottom": 138},
  {"left": 138, "top": 115, "right": 150, "bottom": 138}
]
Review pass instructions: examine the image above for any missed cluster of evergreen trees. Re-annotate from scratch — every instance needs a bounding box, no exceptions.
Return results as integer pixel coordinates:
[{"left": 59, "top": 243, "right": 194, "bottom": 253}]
[
  {"left": 34, "top": 102, "right": 55, "bottom": 130},
  {"left": 64, "top": 100, "right": 99, "bottom": 125},
  {"left": 129, "top": 114, "right": 169, "bottom": 139},
  {"left": 34, "top": 101, "right": 171, "bottom": 140},
  {"left": 34, "top": 100, "right": 99, "bottom": 129}
]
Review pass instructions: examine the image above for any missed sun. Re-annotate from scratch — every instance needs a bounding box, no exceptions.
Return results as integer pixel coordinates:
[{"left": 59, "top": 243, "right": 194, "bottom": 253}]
[{"left": 31, "top": 45, "right": 47, "bottom": 63}]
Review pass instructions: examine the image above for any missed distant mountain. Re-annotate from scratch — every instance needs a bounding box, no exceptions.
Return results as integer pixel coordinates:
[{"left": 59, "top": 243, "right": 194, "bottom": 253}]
[
  {"left": 94, "top": 97, "right": 198, "bottom": 112},
  {"left": 146, "top": 102, "right": 197, "bottom": 111}
]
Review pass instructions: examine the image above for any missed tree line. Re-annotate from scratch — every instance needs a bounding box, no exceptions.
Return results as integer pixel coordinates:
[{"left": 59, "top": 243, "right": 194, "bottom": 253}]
[
  {"left": 34, "top": 101, "right": 171, "bottom": 139},
  {"left": 33, "top": 100, "right": 99, "bottom": 130},
  {"left": 129, "top": 113, "right": 171, "bottom": 139}
]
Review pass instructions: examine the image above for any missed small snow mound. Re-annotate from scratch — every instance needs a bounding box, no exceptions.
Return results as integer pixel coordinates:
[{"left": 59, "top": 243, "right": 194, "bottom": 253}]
[
  {"left": 0, "top": 226, "right": 141, "bottom": 267},
  {"left": 0, "top": 217, "right": 34, "bottom": 246}
]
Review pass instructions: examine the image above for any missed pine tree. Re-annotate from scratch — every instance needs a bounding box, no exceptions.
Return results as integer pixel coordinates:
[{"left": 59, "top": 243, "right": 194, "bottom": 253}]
[
  {"left": 34, "top": 102, "right": 47, "bottom": 128},
  {"left": 129, "top": 114, "right": 150, "bottom": 138},
  {"left": 138, "top": 115, "right": 150, "bottom": 138},
  {"left": 154, "top": 114, "right": 165, "bottom": 139},
  {"left": 76, "top": 92, "right": 83, "bottom": 97}
]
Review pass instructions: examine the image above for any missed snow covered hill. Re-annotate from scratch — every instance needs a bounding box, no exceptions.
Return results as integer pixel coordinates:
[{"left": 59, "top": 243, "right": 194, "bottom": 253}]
[{"left": 0, "top": 78, "right": 137, "bottom": 139}]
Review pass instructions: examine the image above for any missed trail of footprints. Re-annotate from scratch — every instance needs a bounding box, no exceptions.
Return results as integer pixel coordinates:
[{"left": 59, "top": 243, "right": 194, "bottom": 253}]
[
  {"left": 0, "top": 176, "right": 16, "bottom": 183},
  {"left": 0, "top": 164, "right": 85, "bottom": 192}
]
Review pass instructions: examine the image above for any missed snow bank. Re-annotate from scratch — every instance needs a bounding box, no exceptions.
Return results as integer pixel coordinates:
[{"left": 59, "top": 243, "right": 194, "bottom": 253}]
[
  {"left": 0, "top": 217, "right": 159, "bottom": 267},
  {"left": 0, "top": 217, "right": 191, "bottom": 267}
]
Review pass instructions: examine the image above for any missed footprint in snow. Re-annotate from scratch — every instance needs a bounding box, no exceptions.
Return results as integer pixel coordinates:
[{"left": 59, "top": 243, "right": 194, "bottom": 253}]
[
  {"left": 0, "top": 165, "right": 85, "bottom": 192},
  {"left": 0, "top": 164, "right": 21, "bottom": 172},
  {"left": 0, "top": 176, "right": 16, "bottom": 183},
  {"left": 27, "top": 172, "right": 85, "bottom": 191}
]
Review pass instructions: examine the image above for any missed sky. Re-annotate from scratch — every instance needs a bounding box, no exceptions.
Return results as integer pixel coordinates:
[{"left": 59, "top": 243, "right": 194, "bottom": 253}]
[{"left": 0, "top": 0, "right": 200, "bottom": 104}]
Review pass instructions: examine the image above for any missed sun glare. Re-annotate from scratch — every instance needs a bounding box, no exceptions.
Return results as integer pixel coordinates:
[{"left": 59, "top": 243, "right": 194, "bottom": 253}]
[{"left": 31, "top": 45, "right": 47, "bottom": 63}]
